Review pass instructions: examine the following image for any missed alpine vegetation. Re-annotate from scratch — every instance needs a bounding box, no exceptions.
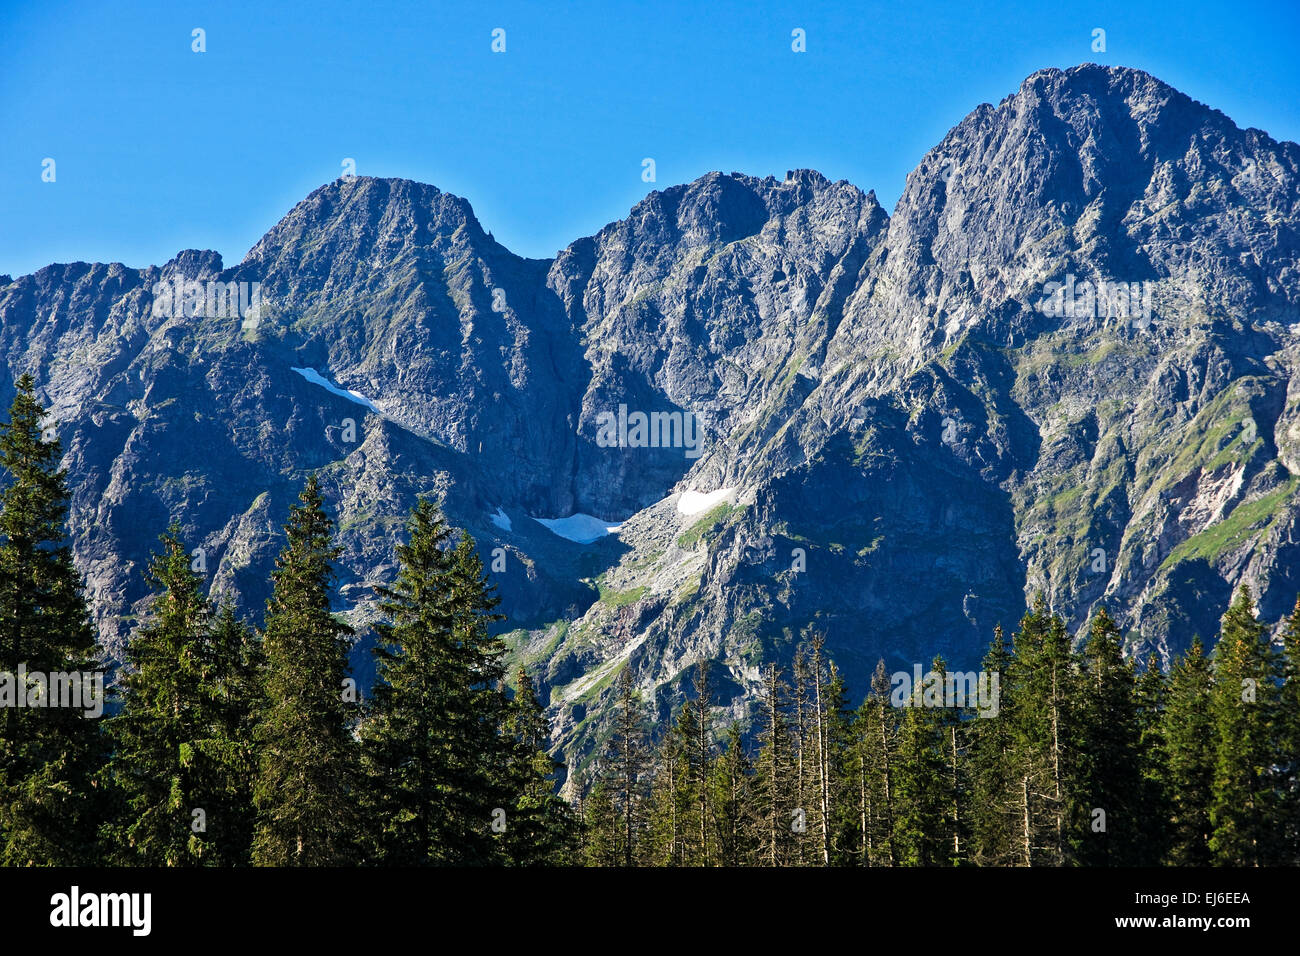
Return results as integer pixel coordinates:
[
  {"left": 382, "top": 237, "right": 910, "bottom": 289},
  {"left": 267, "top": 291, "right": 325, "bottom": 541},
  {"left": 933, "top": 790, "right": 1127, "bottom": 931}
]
[{"left": 1, "top": 63, "right": 1299, "bottom": 869}]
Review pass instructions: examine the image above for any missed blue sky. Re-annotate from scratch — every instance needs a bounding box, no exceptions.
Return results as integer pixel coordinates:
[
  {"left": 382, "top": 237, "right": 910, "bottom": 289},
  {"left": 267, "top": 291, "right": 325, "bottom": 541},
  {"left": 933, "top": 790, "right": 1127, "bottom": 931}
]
[{"left": 2, "top": 0, "right": 1297, "bottom": 277}]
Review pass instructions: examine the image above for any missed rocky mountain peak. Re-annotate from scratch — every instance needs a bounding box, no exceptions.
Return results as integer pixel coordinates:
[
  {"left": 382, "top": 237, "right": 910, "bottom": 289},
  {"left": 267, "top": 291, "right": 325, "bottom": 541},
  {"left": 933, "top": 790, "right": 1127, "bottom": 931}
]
[{"left": 1, "top": 66, "right": 1297, "bottom": 773}]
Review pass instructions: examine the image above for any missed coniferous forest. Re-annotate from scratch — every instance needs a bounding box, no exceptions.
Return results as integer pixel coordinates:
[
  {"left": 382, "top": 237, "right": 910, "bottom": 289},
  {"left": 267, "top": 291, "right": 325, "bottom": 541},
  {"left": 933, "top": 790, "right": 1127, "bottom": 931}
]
[{"left": 2, "top": 378, "right": 1298, "bottom": 868}]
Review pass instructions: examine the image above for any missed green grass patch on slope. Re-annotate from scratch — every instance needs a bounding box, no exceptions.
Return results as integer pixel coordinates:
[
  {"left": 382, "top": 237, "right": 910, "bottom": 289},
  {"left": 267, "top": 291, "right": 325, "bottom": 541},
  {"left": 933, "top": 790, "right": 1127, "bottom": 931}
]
[
  {"left": 597, "top": 583, "right": 647, "bottom": 607},
  {"left": 677, "top": 502, "right": 736, "bottom": 549}
]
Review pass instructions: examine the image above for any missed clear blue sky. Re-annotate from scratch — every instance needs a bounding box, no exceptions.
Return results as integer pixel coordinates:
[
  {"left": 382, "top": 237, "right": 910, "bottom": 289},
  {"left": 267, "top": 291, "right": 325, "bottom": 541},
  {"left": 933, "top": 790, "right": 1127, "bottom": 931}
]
[{"left": 2, "top": 0, "right": 1297, "bottom": 278}]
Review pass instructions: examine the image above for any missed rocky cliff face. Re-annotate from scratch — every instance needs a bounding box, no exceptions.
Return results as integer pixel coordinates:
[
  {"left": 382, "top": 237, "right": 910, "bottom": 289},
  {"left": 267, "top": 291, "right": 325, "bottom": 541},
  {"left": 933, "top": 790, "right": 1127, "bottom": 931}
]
[{"left": 2, "top": 64, "right": 1297, "bottom": 776}]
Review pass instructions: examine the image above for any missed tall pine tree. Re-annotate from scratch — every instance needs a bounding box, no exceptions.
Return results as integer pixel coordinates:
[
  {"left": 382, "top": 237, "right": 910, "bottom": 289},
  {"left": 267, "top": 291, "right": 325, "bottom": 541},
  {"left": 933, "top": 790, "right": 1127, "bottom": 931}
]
[
  {"left": 1208, "top": 585, "right": 1283, "bottom": 865},
  {"left": 361, "top": 502, "right": 510, "bottom": 865},
  {"left": 710, "top": 721, "right": 756, "bottom": 866},
  {"left": 608, "top": 666, "right": 650, "bottom": 866},
  {"left": 1074, "top": 607, "right": 1142, "bottom": 865},
  {"left": 499, "top": 666, "right": 578, "bottom": 865},
  {"left": 0, "top": 376, "right": 105, "bottom": 865},
  {"left": 1280, "top": 596, "right": 1300, "bottom": 864},
  {"left": 754, "top": 663, "right": 797, "bottom": 866},
  {"left": 891, "top": 656, "right": 954, "bottom": 866},
  {"left": 102, "top": 526, "right": 259, "bottom": 865},
  {"left": 1007, "top": 596, "right": 1078, "bottom": 866},
  {"left": 1162, "top": 635, "right": 1215, "bottom": 865},
  {"left": 969, "top": 626, "right": 1019, "bottom": 866},
  {"left": 1134, "top": 651, "right": 1171, "bottom": 865},
  {"left": 251, "top": 476, "right": 360, "bottom": 865}
]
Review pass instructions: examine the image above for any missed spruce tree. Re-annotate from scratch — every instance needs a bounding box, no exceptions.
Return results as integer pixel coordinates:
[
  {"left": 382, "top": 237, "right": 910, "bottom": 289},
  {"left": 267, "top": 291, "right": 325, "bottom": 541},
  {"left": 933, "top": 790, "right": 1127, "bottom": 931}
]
[
  {"left": 201, "top": 602, "right": 261, "bottom": 863},
  {"left": 447, "top": 527, "right": 511, "bottom": 855},
  {"left": 710, "top": 721, "right": 756, "bottom": 866},
  {"left": 1162, "top": 635, "right": 1215, "bottom": 865},
  {"left": 102, "top": 526, "right": 258, "bottom": 865},
  {"left": 647, "top": 697, "right": 697, "bottom": 865},
  {"left": 1134, "top": 651, "right": 1171, "bottom": 865},
  {"left": 1208, "top": 585, "right": 1283, "bottom": 865},
  {"left": 790, "top": 646, "right": 813, "bottom": 866},
  {"left": 856, "top": 659, "right": 900, "bottom": 866},
  {"left": 361, "top": 500, "right": 511, "bottom": 865},
  {"left": 250, "top": 475, "right": 360, "bottom": 866},
  {"left": 607, "top": 666, "right": 650, "bottom": 866},
  {"left": 754, "top": 663, "right": 797, "bottom": 866},
  {"left": 581, "top": 768, "right": 623, "bottom": 866},
  {"left": 691, "top": 659, "right": 714, "bottom": 865},
  {"left": 802, "top": 633, "right": 841, "bottom": 866},
  {"left": 969, "top": 626, "right": 1019, "bottom": 866},
  {"left": 500, "top": 666, "right": 577, "bottom": 865},
  {"left": 0, "top": 375, "right": 105, "bottom": 864},
  {"left": 1280, "top": 597, "right": 1300, "bottom": 864},
  {"left": 643, "top": 662, "right": 714, "bottom": 866},
  {"left": 1007, "top": 596, "right": 1078, "bottom": 866},
  {"left": 1074, "top": 607, "right": 1142, "bottom": 865},
  {"left": 926, "top": 655, "right": 970, "bottom": 866},
  {"left": 846, "top": 696, "right": 874, "bottom": 865},
  {"left": 823, "top": 661, "right": 859, "bottom": 865},
  {"left": 892, "top": 656, "right": 952, "bottom": 866}
]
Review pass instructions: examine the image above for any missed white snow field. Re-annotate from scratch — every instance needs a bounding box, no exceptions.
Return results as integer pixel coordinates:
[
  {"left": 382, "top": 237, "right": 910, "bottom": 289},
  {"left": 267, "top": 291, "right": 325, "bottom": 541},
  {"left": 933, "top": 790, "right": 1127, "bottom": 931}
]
[
  {"left": 676, "top": 487, "right": 735, "bottom": 515},
  {"left": 531, "top": 513, "right": 623, "bottom": 543},
  {"left": 290, "top": 367, "right": 381, "bottom": 414}
]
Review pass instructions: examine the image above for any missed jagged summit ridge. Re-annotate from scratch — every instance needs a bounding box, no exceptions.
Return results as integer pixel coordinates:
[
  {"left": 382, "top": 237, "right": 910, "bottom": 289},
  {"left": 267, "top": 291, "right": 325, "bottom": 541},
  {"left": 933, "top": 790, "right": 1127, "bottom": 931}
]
[{"left": 0, "top": 65, "right": 1297, "bottom": 771}]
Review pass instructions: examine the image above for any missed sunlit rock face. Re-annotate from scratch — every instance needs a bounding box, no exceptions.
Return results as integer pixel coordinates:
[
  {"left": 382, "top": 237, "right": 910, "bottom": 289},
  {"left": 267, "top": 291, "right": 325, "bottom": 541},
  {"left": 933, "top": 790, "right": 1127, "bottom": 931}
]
[{"left": 2, "top": 64, "right": 1297, "bottom": 771}]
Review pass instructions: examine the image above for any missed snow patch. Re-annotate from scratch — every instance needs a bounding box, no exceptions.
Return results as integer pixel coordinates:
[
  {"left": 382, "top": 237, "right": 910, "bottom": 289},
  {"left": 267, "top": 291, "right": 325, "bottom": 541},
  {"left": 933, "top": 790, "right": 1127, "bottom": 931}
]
[
  {"left": 677, "top": 487, "right": 735, "bottom": 516},
  {"left": 531, "top": 513, "right": 622, "bottom": 544},
  {"left": 291, "top": 367, "right": 381, "bottom": 414},
  {"left": 489, "top": 507, "right": 512, "bottom": 532}
]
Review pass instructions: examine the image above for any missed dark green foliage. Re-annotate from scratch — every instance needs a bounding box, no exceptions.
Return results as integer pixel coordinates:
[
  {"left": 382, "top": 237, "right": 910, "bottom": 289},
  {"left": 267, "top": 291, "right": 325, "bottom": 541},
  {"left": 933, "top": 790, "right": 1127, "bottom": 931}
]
[
  {"left": 500, "top": 666, "right": 579, "bottom": 865},
  {"left": 646, "top": 697, "right": 699, "bottom": 865},
  {"left": 2, "top": 393, "right": 1295, "bottom": 867},
  {"left": 644, "top": 658, "right": 716, "bottom": 866},
  {"left": 1006, "top": 596, "right": 1078, "bottom": 865},
  {"left": 710, "top": 722, "right": 757, "bottom": 866},
  {"left": 1162, "top": 636, "right": 1216, "bottom": 865},
  {"left": 1074, "top": 608, "right": 1143, "bottom": 865},
  {"left": 1134, "top": 652, "right": 1171, "bottom": 864},
  {"left": 892, "top": 668, "right": 952, "bottom": 865},
  {"left": 1280, "top": 597, "right": 1300, "bottom": 863},
  {"left": 801, "top": 634, "right": 850, "bottom": 866},
  {"left": 101, "top": 526, "right": 259, "bottom": 865},
  {"left": 359, "top": 500, "right": 512, "bottom": 865},
  {"left": 856, "top": 659, "right": 901, "bottom": 866},
  {"left": 1208, "top": 585, "right": 1284, "bottom": 865},
  {"left": 753, "top": 662, "right": 798, "bottom": 866},
  {"left": 250, "top": 475, "right": 361, "bottom": 865},
  {"left": 0, "top": 376, "right": 105, "bottom": 865},
  {"left": 579, "top": 585, "right": 1298, "bottom": 868},
  {"left": 969, "top": 627, "right": 1017, "bottom": 865},
  {"left": 581, "top": 772, "right": 623, "bottom": 866},
  {"left": 608, "top": 666, "right": 651, "bottom": 866}
]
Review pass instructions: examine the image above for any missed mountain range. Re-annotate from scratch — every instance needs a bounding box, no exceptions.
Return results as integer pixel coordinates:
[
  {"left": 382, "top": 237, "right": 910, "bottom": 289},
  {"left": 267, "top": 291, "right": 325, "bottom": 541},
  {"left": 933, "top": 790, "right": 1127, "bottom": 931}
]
[{"left": 3, "top": 63, "right": 1298, "bottom": 776}]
